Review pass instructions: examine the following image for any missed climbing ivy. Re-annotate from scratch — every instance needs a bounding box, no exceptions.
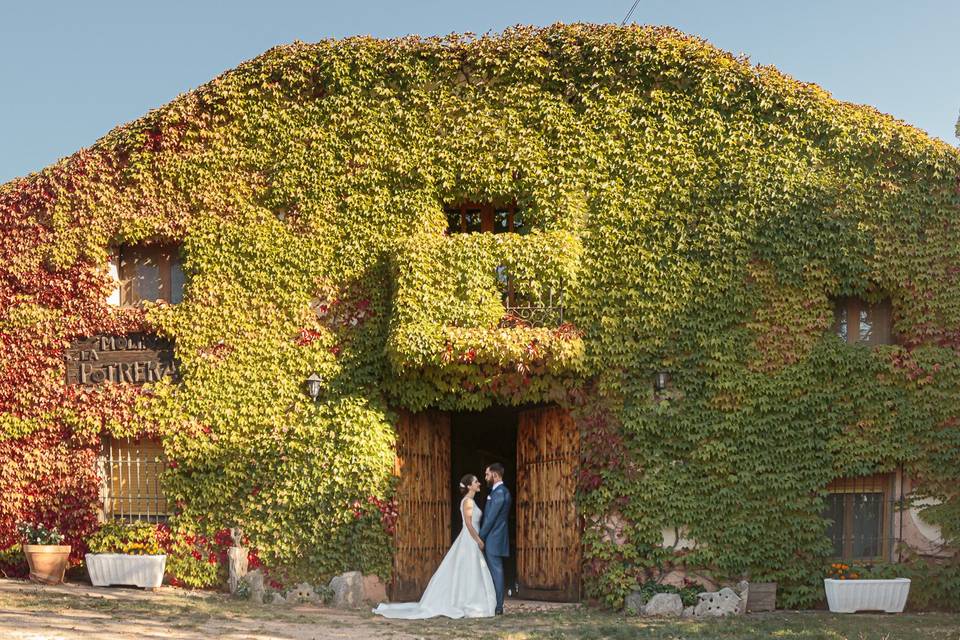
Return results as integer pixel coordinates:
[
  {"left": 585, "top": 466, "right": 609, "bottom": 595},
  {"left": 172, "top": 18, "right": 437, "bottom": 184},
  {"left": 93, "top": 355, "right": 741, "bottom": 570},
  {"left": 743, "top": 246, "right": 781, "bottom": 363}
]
[
  {"left": 0, "top": 24, "right": 958, "bottom": 604},
  {"left": 387, "top": 230, "right": 585, "bottom": 410}
]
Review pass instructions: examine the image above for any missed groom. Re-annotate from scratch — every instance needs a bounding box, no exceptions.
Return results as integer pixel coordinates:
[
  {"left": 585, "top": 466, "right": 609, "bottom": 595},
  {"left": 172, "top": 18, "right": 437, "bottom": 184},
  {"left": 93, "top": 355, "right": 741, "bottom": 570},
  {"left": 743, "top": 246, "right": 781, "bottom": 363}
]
[{"left": 478, "top": 462, "right": 512, "bottom": 615}]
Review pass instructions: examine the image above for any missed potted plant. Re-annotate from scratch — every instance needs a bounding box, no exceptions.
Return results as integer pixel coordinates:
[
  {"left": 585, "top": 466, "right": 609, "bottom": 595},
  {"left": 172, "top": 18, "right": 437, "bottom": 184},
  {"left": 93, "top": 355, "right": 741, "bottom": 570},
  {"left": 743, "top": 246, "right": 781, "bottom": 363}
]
[
  {"left": 85, "top": 521, "right": 166, "bottom": 589},
  {"left": 824, "top": 563, "right": 911, "bottom": 613},
  {"left": 18, "top": 522, "right": 71, "bottom": 585}
]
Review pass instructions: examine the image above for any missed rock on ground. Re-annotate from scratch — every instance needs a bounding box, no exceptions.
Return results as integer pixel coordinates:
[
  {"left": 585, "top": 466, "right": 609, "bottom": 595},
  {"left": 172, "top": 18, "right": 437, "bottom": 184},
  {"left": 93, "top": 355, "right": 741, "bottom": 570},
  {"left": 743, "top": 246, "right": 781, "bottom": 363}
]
[
  {"left": 644, "top": 593, "right": 683, "bottom": 617},
  {"left": 694, "top": 587, "right": 742, "bottom": 617},
  {"left": 329, "top": 571, "right": 364, "bottom": 609},
  {"left": 623, "top": 591, "right": 645, "bottom": 616},
  {"left": 240, "top": 569, "right": 264, "bottom": 605},
  {"left": 287, "top": 582, "right": 321, "bottom": 604}
]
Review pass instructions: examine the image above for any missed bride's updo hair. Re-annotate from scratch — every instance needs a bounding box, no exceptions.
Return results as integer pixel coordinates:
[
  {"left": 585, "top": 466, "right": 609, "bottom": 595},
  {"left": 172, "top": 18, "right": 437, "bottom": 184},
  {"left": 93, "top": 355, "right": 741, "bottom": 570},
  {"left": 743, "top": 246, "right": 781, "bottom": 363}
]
[{"left": 459, "top": 474, "right": 477, "bottom": 496}]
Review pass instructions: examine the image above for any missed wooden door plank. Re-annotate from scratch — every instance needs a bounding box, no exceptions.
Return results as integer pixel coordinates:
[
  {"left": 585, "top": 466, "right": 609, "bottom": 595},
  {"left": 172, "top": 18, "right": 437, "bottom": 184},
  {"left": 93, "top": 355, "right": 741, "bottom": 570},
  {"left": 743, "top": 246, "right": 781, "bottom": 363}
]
[
  {"left": 390, "top": 410, "right": 451, "bottom": 601},
  {"left": 517, "top": 406, "right": 581, "bottom": 602}
]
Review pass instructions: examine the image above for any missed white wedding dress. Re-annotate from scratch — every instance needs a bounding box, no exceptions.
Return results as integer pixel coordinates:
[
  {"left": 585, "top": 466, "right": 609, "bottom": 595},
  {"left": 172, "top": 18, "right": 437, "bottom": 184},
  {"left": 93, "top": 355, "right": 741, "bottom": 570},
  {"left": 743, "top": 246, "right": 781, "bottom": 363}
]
[{"left": 373, "top": 497, "right": 497, "bottom": 619}]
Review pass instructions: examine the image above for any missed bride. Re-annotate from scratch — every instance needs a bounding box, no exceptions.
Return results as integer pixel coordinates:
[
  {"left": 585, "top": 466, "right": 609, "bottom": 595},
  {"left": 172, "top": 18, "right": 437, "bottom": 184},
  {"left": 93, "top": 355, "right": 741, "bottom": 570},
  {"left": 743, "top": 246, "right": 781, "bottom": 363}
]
[{"left": 373, "top": 474, "right": 497, "bottom": 619}]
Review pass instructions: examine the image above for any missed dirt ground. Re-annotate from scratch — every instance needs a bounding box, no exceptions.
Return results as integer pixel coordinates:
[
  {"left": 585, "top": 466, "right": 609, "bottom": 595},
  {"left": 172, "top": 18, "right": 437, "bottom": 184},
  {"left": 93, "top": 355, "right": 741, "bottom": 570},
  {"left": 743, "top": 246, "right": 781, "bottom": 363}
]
[
  {"left": 1, "top": 579, "right": 958, "bottom": 640},
  {"left": 0, "top": 580, "right": 574, "bottom": 640}
]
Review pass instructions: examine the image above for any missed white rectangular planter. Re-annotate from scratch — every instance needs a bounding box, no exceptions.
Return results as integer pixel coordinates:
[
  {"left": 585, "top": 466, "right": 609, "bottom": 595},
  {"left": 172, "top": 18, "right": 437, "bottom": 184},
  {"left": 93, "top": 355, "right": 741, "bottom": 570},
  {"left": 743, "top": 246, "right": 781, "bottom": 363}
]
[
  {"left": 86, "top": 553, "right": 167, "bottom": 588},
  {"left": 824, "top": 578, "right": 910, "bottom": 613}
]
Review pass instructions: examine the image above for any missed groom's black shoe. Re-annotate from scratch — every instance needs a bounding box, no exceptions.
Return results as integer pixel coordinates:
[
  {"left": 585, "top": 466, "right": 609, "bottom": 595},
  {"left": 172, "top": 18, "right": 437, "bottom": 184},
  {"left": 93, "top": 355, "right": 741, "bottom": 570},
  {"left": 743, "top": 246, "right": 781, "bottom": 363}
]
[{"left": 495, "top": 609, "right": 504, "bottom": 616}]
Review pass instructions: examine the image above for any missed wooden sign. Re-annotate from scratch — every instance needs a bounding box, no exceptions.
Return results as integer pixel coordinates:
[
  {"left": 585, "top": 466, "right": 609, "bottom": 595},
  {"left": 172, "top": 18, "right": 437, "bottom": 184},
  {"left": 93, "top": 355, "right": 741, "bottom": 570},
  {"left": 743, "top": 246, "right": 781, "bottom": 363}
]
[{"left": 65, "top": 334, "right": 178, "bottom": 386}]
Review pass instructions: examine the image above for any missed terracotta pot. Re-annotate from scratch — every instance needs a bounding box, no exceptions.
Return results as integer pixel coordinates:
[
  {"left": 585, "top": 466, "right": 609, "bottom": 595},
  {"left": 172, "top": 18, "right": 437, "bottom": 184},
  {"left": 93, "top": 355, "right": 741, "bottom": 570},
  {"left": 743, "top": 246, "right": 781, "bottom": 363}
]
[{"left": 23, "top": 544, "right": 71, "bottom": 585}]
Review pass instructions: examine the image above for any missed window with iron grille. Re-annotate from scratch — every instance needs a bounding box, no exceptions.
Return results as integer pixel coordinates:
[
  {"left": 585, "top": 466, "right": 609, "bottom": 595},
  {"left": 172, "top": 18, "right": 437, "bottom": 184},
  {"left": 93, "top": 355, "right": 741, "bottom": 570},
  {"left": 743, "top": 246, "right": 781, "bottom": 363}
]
[
  {"left": 823, "top": 474, "right": 896, "bottom": 561},
  {"left": 100, "top": 436, "right": 168, "bottom": 523}
]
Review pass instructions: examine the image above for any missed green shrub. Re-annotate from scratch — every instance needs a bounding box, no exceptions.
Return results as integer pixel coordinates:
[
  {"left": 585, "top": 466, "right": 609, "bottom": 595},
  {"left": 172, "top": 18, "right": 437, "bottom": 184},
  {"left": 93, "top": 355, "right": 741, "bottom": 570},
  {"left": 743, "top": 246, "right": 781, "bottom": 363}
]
[
  {"left": 633, "top": 580, "right": 706, "bottom": 608},
  {"left": 0, "top": 546, "right": 26, "bottom": 578},
  {"left": 86, "top": 521, "right": 161, "bottom": 555}
]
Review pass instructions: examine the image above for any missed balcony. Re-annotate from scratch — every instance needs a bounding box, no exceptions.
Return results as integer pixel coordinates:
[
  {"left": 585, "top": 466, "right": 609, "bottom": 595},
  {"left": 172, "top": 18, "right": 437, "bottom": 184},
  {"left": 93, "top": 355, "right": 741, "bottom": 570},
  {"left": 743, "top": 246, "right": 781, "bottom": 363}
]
[
  {"left": 386, "top": 230, "right": 585, "bottom": 408},
  {"left": 499, "top": 278, "right": 565, "bottom": 328}
]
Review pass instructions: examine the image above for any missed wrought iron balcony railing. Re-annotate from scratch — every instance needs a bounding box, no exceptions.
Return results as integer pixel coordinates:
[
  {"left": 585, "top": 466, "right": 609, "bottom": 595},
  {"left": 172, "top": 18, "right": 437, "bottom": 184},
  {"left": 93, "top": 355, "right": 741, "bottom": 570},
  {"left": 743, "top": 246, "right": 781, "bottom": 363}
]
[{"left": 497, "top": 269, "right": 564, "bottom": 328}]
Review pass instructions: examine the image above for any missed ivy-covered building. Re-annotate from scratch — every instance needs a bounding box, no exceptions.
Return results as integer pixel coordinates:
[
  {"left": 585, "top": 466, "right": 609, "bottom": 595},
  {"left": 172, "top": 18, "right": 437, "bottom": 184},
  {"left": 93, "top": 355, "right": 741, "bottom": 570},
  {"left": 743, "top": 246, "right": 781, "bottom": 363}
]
[{"left": 1, "top": 24, "right": 958, "bottom": 608}]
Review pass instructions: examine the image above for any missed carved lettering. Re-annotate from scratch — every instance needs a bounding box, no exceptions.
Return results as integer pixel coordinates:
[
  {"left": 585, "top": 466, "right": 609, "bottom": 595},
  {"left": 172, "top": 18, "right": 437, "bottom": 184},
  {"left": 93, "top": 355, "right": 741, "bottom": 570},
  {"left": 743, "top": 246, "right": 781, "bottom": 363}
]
[{"left": 66, "top": 333, "right": 177, "bottom": 387}]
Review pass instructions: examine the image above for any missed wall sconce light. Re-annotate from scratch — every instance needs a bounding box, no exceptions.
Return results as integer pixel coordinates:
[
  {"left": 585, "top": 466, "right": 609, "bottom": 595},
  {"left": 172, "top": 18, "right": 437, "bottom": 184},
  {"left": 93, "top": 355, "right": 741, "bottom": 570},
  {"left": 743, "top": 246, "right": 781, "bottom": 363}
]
[
  {"left": 305, "top": 373, "right": 323, "bottom": 401},
  {"left": 653, "top": 371, "right": 670, "bottom": 394}
]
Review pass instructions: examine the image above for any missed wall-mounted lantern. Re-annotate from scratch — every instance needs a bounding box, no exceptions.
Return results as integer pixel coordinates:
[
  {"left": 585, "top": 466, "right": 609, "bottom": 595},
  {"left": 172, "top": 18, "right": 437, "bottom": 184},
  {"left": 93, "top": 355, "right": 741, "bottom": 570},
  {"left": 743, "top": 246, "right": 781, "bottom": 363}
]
[
  {"left": 305, "top": 373, "right": 323, "bottom": 401},
  {"left": 653, "top": 371, "right": 670, "bottom": 394}
]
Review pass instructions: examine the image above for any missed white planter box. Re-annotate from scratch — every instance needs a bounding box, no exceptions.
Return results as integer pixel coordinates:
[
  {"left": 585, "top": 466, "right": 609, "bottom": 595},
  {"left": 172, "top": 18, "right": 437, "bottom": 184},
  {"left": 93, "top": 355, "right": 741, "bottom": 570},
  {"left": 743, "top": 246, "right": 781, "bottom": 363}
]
[
  {"left": 86, "top": 553, "right": 167, "bottom": 588},
  {"left": 824, "top": 578, "right": 910, "bottom": 613}
]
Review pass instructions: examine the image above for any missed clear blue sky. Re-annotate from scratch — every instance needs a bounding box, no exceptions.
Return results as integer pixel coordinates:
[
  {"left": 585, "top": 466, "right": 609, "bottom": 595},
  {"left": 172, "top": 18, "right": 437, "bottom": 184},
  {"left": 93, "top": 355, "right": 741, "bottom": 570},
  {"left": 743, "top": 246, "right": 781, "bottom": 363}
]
[{"left": 2, "top": 1, "right": 957, "bottom": 184}]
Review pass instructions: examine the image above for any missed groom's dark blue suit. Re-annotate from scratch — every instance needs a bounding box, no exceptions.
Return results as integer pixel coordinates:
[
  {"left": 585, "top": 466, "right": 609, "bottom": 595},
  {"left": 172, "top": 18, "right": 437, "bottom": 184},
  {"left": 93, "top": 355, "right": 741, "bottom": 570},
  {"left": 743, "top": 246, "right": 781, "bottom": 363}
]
[{"left": 478, "top": 482, "right": 511, "bottom": 613}]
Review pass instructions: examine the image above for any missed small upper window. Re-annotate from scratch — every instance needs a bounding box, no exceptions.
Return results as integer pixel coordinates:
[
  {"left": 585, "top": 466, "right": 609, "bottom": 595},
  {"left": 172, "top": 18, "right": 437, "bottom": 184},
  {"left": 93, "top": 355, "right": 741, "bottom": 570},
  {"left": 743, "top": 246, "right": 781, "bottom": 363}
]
[
  {"left": 118, "top": 244, "right": 184, "bottom": 306},
  {"left": 445, "top": 203, "right": 525, "bottom": 235},
  {"left": 833, "top": 297, "right": 892, "bottom": 346}
]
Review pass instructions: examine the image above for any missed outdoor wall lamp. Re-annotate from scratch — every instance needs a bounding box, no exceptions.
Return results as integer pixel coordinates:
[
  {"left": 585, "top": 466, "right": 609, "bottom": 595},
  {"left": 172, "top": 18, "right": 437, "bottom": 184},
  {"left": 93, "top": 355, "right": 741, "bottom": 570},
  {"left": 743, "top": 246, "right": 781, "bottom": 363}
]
[
  {"left": 653, "top": 371, "right": 671, "bottom": 394},
  {"left": 305, "top": 373, "right": 323, "bottom": 401}
]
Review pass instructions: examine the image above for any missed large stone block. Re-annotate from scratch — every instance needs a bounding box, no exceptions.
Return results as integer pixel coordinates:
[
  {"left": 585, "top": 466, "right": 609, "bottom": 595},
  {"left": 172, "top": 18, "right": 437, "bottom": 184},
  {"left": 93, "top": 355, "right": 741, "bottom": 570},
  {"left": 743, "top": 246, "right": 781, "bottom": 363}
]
[
  {"left": 329, "top": 571, "right": 364, "bottom": 609},
  {"left": 694, "top": 587, "right": 742, "bottom": 617},
  {"left": 241, "top": 569, "right": 264, "bottom": 604},
  {"left": 623, "top": 591, "right": 645, "bottom": 616},
  {"left": 287, "top": 581, "right": 321, "bottom": 604},
  {"left": 644, "top": 593, "right": 683, "bottom": 617}
]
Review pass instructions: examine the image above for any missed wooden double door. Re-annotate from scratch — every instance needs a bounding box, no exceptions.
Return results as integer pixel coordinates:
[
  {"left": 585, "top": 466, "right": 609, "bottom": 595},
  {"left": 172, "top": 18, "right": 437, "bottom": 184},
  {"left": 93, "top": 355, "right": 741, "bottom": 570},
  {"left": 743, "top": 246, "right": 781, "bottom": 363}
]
[{"left": 391, "top": 406, "right": 580, "bottom": 602}]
